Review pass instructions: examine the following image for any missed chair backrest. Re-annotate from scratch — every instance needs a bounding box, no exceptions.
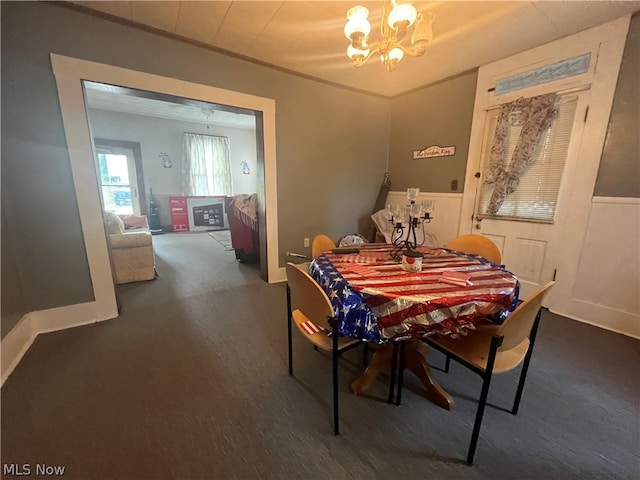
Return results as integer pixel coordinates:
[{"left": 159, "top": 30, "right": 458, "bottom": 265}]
[
  {"left": 312, "top": 234, "right": 336, "bottom": 258},
  {"left": 445, "top": 234, "right": 502, "bottom": 265},
  {"left": 497, "top": 281, "right": 555, "bottom": 350},
  {"left": 286, "top": 262, "right": 334, "bottom": 331}
]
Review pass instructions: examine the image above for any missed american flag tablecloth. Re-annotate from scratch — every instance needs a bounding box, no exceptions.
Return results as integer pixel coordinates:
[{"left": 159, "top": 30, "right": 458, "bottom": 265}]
[{"left": 309, "top": 245, "right": 519, "bottom": 343}]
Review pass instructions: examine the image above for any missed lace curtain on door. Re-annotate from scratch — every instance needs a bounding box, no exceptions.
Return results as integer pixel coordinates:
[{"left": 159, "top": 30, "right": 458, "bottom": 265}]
[
  {"left": 483, "top": 93, "right": 559, "bottom": 214},
  {"left": 182, "top": 133, "right": 233, "bottom": 196}
]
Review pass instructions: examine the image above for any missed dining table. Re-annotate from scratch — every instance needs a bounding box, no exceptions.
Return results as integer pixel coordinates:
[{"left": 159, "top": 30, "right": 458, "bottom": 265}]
[{"left": 309, "top": 243, "right": 519, "bottom": 410}]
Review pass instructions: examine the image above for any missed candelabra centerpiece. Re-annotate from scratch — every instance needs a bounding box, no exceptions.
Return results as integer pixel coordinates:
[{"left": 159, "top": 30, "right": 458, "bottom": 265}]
[{"left": 387, "top": 188, "right": 435, "bottom": 261}]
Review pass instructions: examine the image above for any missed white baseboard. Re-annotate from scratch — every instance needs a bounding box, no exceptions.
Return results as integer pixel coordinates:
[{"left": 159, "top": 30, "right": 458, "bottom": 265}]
[
  {"left": 1, "top": 314, "right": 36, "bottom": 385},
  {"left": 550, "top": 306, "right": 640, "bottom": 340},
  {"left": 1, "top": 302, "right": 116, "bottom": 386},
  {"left": 273, "top": 266, "right": 287, "bottom": 283}
]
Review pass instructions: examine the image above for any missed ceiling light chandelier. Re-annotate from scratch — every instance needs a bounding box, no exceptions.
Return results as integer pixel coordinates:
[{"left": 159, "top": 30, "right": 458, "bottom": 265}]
[{"left": 344, "top": 0, "right": 434, "bottom": 71}]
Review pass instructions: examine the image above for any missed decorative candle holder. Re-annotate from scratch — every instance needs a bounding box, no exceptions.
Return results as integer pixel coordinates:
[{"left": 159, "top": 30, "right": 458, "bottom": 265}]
[{"left": 387, "top": 188, "right": 435, "bottom": 261}]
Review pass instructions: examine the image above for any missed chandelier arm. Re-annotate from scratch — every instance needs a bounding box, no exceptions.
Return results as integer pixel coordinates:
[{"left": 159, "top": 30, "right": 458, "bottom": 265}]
[
  {"left": 353, "top": 42, "right": 381, "bottom": 67},
  {"left": 345, "top": 2, "right": 434, "bottom": 69},
  {"left": 396, "top": 42, "right": 428, "bottom": 57},
  {"left": 380, "top": 0, "right": 393, "bottom": 38}
]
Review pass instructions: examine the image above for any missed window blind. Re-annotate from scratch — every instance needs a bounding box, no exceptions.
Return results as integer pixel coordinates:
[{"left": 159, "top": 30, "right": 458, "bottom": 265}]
[{"left": 476, "top": 95, "right": 578, "bottom": 223}]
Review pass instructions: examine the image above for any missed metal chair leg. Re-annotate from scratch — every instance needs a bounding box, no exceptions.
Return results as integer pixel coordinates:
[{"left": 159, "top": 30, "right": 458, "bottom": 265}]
[
  {"left": 388, "top": 343, "right": 399, "bottom": 404},
  {"left": 287, "top": 284, "right": 293, "bottom": 376},
  {"left": 444, "top": 356, "right": 451, "bottom": 373},
  {"left": 512, "top": 311, "right": 542, "bottom": 414},
  {"left": 395, "top": 342, "right": 407, "bottom": 406},
  {"left": 332, "top": 327, "right": 340, "bottom": 435},
  {"left": 467, "top": 337, "right": 501, "bottom": 465}
]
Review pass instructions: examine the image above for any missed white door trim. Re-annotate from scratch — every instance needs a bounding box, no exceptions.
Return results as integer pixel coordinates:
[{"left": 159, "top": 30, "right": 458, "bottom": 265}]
[
  {"left": 459, "top": 16, "right": 630, "bottom": 312},
  {"left": 50, "top": 54, "right": 281, "bottom": 324}
]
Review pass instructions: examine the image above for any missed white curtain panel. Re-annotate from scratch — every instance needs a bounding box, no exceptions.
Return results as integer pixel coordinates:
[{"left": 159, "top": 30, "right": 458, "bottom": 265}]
[{"left": 182, "top": 133, "right": 232, "bottom": 196}]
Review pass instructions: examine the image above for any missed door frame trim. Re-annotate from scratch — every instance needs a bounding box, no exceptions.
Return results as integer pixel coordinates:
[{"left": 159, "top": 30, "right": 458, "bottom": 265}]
[
  {"left": 94, "top": 138, "right": 147, "bottom": 216},
  {"left": 51, "top": 53, "right": 280, "bottom": 323},
  {"left": 459, "top": 16, "right": 630, "bottom": 311}
]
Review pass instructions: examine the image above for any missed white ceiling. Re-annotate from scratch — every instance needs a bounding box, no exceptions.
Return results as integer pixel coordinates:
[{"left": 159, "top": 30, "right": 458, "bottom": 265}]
[
  {"left": 72, "top": 0, "right": 639, "bottom": 98},
  {"left": 84, "top": 81, "right": 257, "bottom": 129},
  {"left": 75, "top": 1, "right": 638, "bottom": 127}
]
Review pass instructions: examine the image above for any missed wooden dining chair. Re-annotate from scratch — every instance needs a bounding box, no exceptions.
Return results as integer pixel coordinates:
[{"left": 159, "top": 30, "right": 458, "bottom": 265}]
[
  {"left": 398, "top": 281, "right": 555, "bottom": 465},
  {"left": 286, "top": 262, "right": 364, "bottom": 435},
  {"left": 311, "top": 234, "right": 336, "bottom": 258},
  {"left": 444, "top": 234, "right": 502, "bottom": 265}
]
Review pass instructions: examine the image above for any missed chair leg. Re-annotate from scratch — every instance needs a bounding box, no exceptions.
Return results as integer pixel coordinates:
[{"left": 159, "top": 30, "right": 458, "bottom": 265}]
[
  {"left": 395, "top": 342, "right": 407, "bottom": 406},
  {"left": 362, "top": 342, "right": 369, "bottom": 366},
  {"left": 467, "top": 337, "right": 501, "bottom": 466},
  {"left": 332, "top": 327, "right": 340, "bottom": 435},
  {"left": 512, "top": 310, "right": 542, "bottom": 414},
  {"left": 388, "top": 343, "right": 398, "bottom": 404},
  {"left": 444, "top": 356, "right": 451, "bottom": 373},
  {"left": 467, "top": 372, "right": 492, "bottom": 465},
  {"left": 287, "top": 285, "right": 293, "bottom": 376}
]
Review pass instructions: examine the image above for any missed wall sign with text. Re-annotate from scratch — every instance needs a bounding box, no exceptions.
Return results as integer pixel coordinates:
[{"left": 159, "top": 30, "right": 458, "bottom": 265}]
[{"left": 413, "top": 145, "right": 456, "bottom": 159}]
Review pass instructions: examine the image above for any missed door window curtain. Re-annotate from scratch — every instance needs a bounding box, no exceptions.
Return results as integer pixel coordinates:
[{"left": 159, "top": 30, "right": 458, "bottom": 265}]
[
  {"left": 182, "top": 133, "right": 233, "bottom": 196},
  {"left": 483, "top": 93, "right": 559, "bottom": 214}
]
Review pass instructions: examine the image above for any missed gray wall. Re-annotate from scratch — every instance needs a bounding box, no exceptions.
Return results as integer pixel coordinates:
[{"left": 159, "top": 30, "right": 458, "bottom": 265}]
[
  {"left": 0, "top": 1, "right": 389, "bottom": 319},
  {"left": 1, "top": 205, "right": 28, "bottom": 339},
  {"left": 594, "top": 13, "right": 640, "bottom": 198},
  {"left": 388, "top": 70, "right": 478, "bottom": 193}
]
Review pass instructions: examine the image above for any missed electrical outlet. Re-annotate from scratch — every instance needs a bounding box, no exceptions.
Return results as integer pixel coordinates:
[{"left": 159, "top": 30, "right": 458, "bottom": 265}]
[{"left": 303, "top": 237, "right": 310, "bottom": 247}]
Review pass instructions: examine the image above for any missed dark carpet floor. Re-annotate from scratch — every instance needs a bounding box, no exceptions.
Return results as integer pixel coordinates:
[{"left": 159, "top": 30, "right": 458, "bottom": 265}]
[{"left": 2, "top": 232, "right": 639, "bottom": 479}]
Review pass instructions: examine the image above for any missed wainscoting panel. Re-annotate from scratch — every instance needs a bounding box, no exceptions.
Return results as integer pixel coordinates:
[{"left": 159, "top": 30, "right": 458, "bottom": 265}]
[{"left": 552, "top": 197, "right": 640, "bottom": 338}]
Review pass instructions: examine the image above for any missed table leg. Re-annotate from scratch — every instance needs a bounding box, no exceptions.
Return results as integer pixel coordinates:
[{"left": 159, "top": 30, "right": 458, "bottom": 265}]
[
  {"left": 351, "top": 341, "right": 454, "bottom": 410},
  {"left": 350, "top": 344, "right": 393, "bottom": 396}
]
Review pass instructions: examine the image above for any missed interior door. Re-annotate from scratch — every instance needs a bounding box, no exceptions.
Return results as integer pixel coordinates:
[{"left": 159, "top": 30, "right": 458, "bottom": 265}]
[
  {"left": 96, "top": 146, "right": 141, "bottom": 216},
  {"left": 467, "top": 92, "right": 589, "bottom": 300}
]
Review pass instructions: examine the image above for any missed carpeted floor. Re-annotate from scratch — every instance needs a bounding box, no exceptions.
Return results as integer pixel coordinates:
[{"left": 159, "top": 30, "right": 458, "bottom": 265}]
[
  {"left": 1, "top": 233, "right": 638, "bottom": 479},
  {"left": 208, "top": 229, "right": 233, "bottom": 251}
]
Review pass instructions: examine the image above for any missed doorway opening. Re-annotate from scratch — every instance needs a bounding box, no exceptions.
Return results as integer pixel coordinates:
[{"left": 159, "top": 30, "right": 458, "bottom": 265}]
[{"left": 52, "top": 54, "right": 280, "bottom": 322}]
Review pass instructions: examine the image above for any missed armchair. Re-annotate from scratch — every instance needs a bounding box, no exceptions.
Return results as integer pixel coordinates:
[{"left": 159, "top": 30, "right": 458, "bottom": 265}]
[{"left": 104, "top": 212, "right": 156, "bottom": 284}]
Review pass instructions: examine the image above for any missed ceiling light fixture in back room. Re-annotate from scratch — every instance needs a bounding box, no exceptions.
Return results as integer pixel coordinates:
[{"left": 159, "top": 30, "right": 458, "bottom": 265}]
[{"left": 344, "top": 0, "right": 435, "bottom": 71}]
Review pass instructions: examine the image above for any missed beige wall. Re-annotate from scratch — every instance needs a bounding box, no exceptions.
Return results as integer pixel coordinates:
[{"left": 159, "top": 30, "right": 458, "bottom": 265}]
[{"left": 388, "top": 71, "right": 478, "bottom": 193}]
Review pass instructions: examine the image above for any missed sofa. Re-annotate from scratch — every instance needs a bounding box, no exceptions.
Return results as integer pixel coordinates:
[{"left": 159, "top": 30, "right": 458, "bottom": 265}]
[{"left": 104, "top": 212, "right": 156, "bottom": 284}]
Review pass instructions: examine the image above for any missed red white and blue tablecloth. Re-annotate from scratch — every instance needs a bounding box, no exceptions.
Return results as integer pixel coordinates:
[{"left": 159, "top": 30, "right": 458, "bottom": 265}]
[{"left": 309, "top": 245, "right": 519, "bottom": 343}]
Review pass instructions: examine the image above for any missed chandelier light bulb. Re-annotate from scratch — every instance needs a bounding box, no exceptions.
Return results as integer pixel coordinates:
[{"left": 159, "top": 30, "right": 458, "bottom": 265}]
[
  {"left": 389, "top": 47, "right": 404, "bottom": 63},
  {"left": 387, "top": 2, "right": 417, "bottom": 30},
  {"left": 344, "top": 6, "right": 371, "bottom": 44},
  {"left": 344, "top": 0, "right": 434, "bottom": 70},
  {"left": 347, "top": 44, "right": 369, "bottom": 60}
]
